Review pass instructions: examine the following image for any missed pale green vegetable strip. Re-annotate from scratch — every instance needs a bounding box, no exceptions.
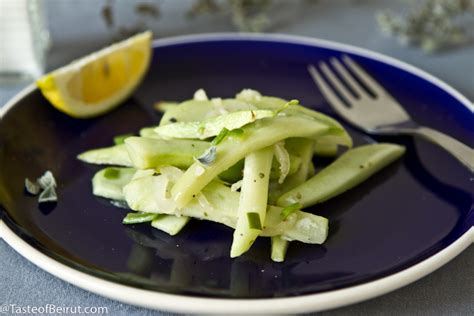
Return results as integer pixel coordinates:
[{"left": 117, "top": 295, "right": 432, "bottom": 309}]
[
  {"left": 314, "top": 142, "right": 338, "bottom": 157},
  {"left": 274, "top": 141, "right": 290, "bottom": 184},
  {"left": 218, "top": 160, "right": 244, "bottom": 183},
  {"left": 92, "top": 167, "right": 136, "bottom": 200},
  {"left": 269, "top": 153, "right": 301, "bottom": 180},
  {"left": 172, "top": 116, "right": 329, "bottom": 208},
  {"left": 131, "top": 169, "right": 155, "bottom": 180},
  {"left": 308, "top": 160, "right": 316, "bottom": 178},
  {"left": 139, "top": 127, "right": 160, "bottom": 138},
  {"left": 77, "top": 144, "right": 132, "bottom": 166},
  {"left": 269, "top": 138, "right": 315, "bottom": 204},
  {"left": 279, "top": 139, "right": 315, "bottom": 193},
  {"left": 271, "top": 236, "right": 289, "bottom": 262},
  {"left": 160, "top": 99, "right": 256, "bottom": 126},
  {"left": 215, "top": 149, "right": 303, "bottom": 182},
  {"left": 270, "top": 138, "right": 315, "bottom": 261},
  {"left": 79, "top": 136, "right": 242, "bottom": 183},
  {"left": 154, "top": 101, "right": 178, "bottom": 113},
  {"left": 91, "top": 167, "right": 190, "bottom": 235},
  {"left": 264, "top": 205, "right": 328, "bottom": 244},
  {"left": 243, "top": 94, "right": 352, "bottom": 148},
  {"left": 277, "top": 143, "right": 406, "bottom": 208},
  {"left": 155, "top": 110, "right": 274, "bottom": 140},
  {"left": 160, "top": 100, "right": 214, "bottom": 125},
  {"left": 215, "top": 99, "right": 258, "bottom": 112},
  {"left": 231, "top": 147, "right": 273, "bottom": 258},
  {"left": 124, "top": 137, "right": 210, "bottom": 169},
  {"left": 252, "top": 96, "right": 342, "bottom": 131},
  {"left": 151, "top": 215, "right": 190, "bottom": 235},
  {"left": 124, "top": 175, "right": 328, "bottom": 243}
]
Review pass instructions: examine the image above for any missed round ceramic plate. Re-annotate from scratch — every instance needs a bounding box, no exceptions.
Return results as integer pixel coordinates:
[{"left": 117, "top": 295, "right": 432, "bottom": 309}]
[{"left": 0, "top": 34, "right": 472, "bottom": 314}]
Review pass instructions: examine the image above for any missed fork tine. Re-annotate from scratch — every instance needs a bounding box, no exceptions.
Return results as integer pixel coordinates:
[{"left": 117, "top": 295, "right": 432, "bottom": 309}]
[
  {"left": 319, "top": 61, "right": 356, "bottom": 104},
  {"left": 307, "top": 64, "right": 352, "bottom": 118},
  {"left": 342, "top": 55, "right": 387, "bottom": 96},
  {"left": 330, "top": 58, "right": 367, "bottom": 98}
]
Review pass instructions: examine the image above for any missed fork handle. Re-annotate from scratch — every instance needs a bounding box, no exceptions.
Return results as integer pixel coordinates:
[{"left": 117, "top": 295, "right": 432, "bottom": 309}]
[{"left": 409, "top": 127, "right": 474, "bottom": 173}]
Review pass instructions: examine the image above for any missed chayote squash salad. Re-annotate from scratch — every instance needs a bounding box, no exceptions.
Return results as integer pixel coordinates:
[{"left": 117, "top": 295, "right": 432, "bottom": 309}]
[{"left": 78, "top": 89, "right": 405, "bottom": 262}]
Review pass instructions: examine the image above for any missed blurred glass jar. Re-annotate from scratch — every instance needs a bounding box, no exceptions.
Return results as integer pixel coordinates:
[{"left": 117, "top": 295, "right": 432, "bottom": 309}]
[{"left": 0, "top": 0, "right": 50, "bottom": 83}]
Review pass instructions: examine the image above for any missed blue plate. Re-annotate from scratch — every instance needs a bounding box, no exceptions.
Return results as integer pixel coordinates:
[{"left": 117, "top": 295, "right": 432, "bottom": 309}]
[{"left": 0, "top": 34, "right": 472, "bottom": 313}]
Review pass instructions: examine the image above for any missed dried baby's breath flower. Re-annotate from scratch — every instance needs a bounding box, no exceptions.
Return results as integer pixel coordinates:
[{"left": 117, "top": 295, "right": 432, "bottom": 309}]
[
  {"left": 377, "top": 0, "right": 474, "bottom": 53},
  {"left": 188, "top": 0, "right": 273, "bottom": 32}
]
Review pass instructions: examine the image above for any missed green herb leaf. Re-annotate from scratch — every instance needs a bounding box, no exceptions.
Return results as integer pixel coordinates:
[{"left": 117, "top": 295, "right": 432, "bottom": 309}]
[
  {"left": 229, "top": 128, "right": 244, "bottom": 138},
  {"left": 196, "top": 146, "right": 217, "bottom": 166},
  {"left": 122, "top": 212, "right": 158, "bottom": 224},
  {"left": 280, "top": 203, "right": 302, "bottom": 220},
  {"left": 26, "top": 170, "right": 58, "bottom": 203},
  {"left": 104, "top": 168, "right": 120, "bottom": 179},
  {"left": 247, "top": 212, "right": 262, "bottom": 230},
  {"left": 113, "top": 133, "right": 134, "bottom": 145},
  {"left": 25, "top": 178, "right": 40, "bottom": 195},
  {"left": 211, "top": 128, "right": 230, "bottom": 146},
  {"left": 38, "top": 185, "right": 58, "bottom": 203},
  {"left": 275, "top": 99, "right": 299, "bottom": 115},
  {"left": 36, "top": 171, "right": 58, "bottom": 203},
  {"left": 209, "top": 127, "right": 244, "bottom": 150},
  {"left": 37, "top": 170, "right": 56, "bottom": 189}
]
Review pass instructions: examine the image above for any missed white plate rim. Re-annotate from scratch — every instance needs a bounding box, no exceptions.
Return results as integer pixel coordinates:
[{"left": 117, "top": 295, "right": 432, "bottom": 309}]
[{"left": 0, "top": 33, "right": 472, "bottom": 314}]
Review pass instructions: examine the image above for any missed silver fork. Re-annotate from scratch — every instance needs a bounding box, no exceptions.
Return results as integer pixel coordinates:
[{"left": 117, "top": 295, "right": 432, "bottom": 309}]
[{"left": 308, "top": 55, "right": 474, "bottom": 173}]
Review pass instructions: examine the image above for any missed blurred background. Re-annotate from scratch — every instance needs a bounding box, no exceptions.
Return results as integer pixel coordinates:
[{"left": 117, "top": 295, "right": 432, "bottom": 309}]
[{"left": 1, "top": 0, "right": 473, "bottom": 105}]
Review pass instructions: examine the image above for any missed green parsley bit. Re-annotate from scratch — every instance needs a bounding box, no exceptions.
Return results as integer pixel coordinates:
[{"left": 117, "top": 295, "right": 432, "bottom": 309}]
[
  {"left": 275, "top": 99, "right": 299, "bottom": 114},
  {"left": 247, "top": 212, "right": 262, "bottom": 230},
  {"left": 211, "top": 128, "right": 230, "bottom": 146},
  {"left": 113, "top": 133, "right": 134, "bottom": 145},
  {"left": 103, "top": 168, "right": 120, "bottom": 179},
  {"left": 280, "top": 203, "right": 302, "bottom": 220},
  {"left": 122, "top": 212, "right": 158, "bottom": 224},
  {"left": 229, "top": 128, "right": 244, "bottom": 138}
]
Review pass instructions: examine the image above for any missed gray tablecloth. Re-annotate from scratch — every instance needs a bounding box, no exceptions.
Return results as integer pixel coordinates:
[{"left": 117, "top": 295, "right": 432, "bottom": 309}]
[{"left": 1, "top": 1, "right": 473, "bottom": 315}]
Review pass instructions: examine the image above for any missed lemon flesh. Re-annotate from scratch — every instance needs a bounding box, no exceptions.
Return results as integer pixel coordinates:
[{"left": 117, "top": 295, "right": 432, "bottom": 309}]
[{"left": 37, "top": 31, "right": 152, "bottom": 118}]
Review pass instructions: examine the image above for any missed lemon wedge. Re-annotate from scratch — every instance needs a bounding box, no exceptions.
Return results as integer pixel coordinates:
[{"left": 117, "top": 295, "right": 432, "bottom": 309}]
[{"left": 37, "top": 31, "right": 152, "bottom": 118}]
